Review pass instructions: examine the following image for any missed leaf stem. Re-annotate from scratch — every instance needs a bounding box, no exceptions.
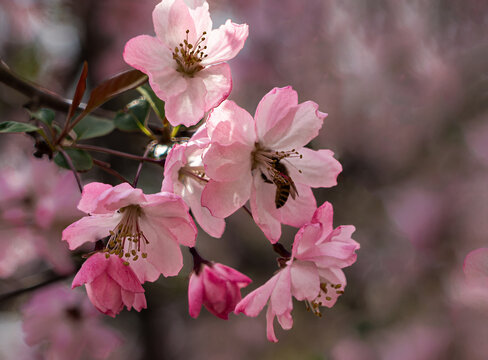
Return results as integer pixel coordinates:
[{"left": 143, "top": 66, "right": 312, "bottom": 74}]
[{"left": 58, "top": 147, "right": 83, "bottom": 193}]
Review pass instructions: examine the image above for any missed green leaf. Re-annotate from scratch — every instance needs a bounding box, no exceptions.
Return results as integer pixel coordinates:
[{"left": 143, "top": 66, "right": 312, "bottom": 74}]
[
  {"left": 73, "top": 115, "right": 115, "bottom": 140},
  {"left": 0, "top": 121, "right": 40, "bottom": 133},
  {"left": 28, "top": 108, "right": 55, "bottom": 126},
  {"left": 114, "top": 99, "right": 150, "bottom": 132},
  {"left": 54, "top": 148, "right": 93, "bottom": 171},
  {"left": 137, "top": 84, "right": 165, "bottom": 121}
]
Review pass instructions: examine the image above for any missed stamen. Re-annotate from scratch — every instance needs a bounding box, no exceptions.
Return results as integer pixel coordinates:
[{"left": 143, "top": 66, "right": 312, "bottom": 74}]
[
  {"left": 103, "top": 205, "right": 148, "bottom": 264},
  {"left": 172, "top": 29, "right": 208, "bottom": 76}
]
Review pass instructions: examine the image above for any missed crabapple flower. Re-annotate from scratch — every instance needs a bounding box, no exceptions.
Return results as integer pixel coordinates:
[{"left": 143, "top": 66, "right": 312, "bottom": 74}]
[
  {"left": 72, "top": 253, "right": 146, "bottom": 317},
  {"left": 162, "top": 125, "right": 225, "bottom": 237},
  {"left": 62, "top": 182, "right": 197, "bottom": 282},
  {"left": 202, "top": 87, "right": 342, "bottom": 242},
  {"left": 235, "top": 202, "right": 359, "bottom": 342},
  {"left": 123, "top": 0, "right": 248, "bottom": 127},
  {"left": 188, "top": 258, "right": 252, "bottom": 319},
  {"left": 22, "top": 284, "right": 122, "bottom": 359}
]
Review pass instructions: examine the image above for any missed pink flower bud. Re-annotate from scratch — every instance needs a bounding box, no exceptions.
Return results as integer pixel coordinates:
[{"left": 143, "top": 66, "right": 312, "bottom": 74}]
[
  {"left": 72, "top": 253, "right": 147, "bottom": 317},
  {"left": 188, "top": 262, "right": 251, "bottom": 320}
]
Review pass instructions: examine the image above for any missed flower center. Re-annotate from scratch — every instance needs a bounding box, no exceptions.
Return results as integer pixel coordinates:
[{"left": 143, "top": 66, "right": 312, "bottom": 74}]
[
  {"left": 252, "top": 144, "right": 303, "bottom": 208},
  {"left": 305, "top": 282, "right": 345, "bottom": 317},
  {"left": 172, "top": 29, "right": 208, "bottom": 77},
  {"left": 103, "top": 205, "right": 148, "bottom": 265},
  {"left": 179, "top": 165, "right": 208, "bottom": 185}
]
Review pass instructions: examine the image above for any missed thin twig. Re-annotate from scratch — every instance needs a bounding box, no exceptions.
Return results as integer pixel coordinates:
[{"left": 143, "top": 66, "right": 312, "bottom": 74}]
[
  {"left": 93, "top": 158, "right": 131, "bottom": 184},
  {"left": 58, "top": 148, "right": 83, "bottom": 193},
  {"left": 0, "top": 59, "right": 112, "bottom": 117},
  {"left": 133, "top": 141, "right": 157, "bottom": 187},
  {"left": 0, "top": 272, "right": 73, "bottom": 303},
  {"left": 71, "top": 143, "right": 164, "bottom": 164}
]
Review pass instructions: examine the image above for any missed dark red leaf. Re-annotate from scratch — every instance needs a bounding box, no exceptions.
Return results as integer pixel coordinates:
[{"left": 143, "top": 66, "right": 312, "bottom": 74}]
[
  {"left": 84, "top": 69, "right": 147, "bottom": 114},
  {"left": 67, "top": 61, "right": 88, "bottom": 122}
]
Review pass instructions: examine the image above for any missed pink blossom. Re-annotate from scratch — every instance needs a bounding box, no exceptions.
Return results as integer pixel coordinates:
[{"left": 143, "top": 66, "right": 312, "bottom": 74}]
[
  {"left": 72, "top": 252, "right": 146, "bottom": 317},
  {"left": 188, "top": 261, "right": 251, "bottom": 319},
  {"left": 62, "top": 182, "right": 197, "bottom": 282},
  {"left": 202, "top": 87, "right": 342, "bottom": 242},
  {"left": 123, "top": 0, "right": 248, "bottom": 127},
  {"left": 235, "top": 202, "right": 359, "bottom": 342},
  {"left": 22, "top": 284, "right": 122, "bottom": 359},
  {"left": 162, "top": 125, "right": 225, "bottom": 237}
]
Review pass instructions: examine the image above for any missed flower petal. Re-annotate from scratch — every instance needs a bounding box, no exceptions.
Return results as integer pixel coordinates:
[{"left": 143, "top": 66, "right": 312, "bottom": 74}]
[
  {"left": 62, "top": 214, "right": 120, "bottom": 250},
  {"left": 201, "top": 176, "right": 252, "bottom": 218},
  {"left": 206, "top": 100, "right": 256, "bottom": 146},
  {"left": 72, "top": 253, "right": 108, "bottom": 288},
  {"left": 165, "top": 77, "right": 206, "bottom": 127},
  {"left": 278, "top": 183, "right": 317, "bottom": 228},
  {"left": 153, "top": 0, "right": 197, "bottom": 48},
  {"left": 204, "top": 142, "right": 252, "bottom": 182},
  {"left": 78, "top": 182, "right": 113, "bottom": 214},
  {"left": 123, "top": 35, "right": 187, "bottom": 100},
  {"left": 202, "top": 20, "right": 249, "bottom": 65},
  {"left": 235, "top": 272, "right": 280, "bottom": 317},
  {"left": 286, "top": 148, "right": 342, "bottom": 188},
  {"left": 188, "top": 273, "right": 204, "bottom": 318},
  {"left": 290, "top": 261, "right": 320, "bottom": 301},
  {"left": 196, "top": 63, "right": 232, "bottom": 111}
]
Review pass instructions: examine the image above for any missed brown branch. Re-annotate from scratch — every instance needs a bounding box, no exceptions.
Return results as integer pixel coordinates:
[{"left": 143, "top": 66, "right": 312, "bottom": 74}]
[
  {"left": 0, "top": 59, "right": 113, "bottom": 117},
  {"left": 71, "top": 143, "right": 164, "bottom": 165},
  {"left": 93, "top": 159, "right": 132, "bottom": 184}
]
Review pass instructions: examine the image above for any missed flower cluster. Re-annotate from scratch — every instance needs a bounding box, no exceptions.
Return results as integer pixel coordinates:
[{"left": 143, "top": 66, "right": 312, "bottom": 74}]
[
  {"left": 53, "top": 0, "right": 359, "bottom": 342},
  {"left": 0, "top": 0, "right": 359, "bottom": 351}
]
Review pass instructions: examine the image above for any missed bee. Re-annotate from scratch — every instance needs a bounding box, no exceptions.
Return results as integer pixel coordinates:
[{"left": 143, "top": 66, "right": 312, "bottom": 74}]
[{"left": 261, "top": 159, "right": 298, "bottom": 209}]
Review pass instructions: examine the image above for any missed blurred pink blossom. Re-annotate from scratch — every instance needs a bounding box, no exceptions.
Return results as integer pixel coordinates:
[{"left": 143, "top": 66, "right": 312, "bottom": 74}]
[{"left": 22, "top": 284, "right": 122, "bottom": 359}]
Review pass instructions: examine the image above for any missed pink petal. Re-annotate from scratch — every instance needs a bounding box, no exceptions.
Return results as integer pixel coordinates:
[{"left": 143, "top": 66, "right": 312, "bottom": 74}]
[
  {"left": 140, "top": 220, "right": 184, "bottom": 277},
  {"left": 235, "top": 273, "right": 280, "bottom": 317},
  {"left": 201, "top": 177, "right": 252, "bottom": 218},
  {"left": 123, "top": 35, "right": 187, "bottom": 100},
  {"left": 165, "top": 77, "right": 206, "bottom": 127},
  {"left": 213, "top": 263, "right": 252, "bottom": 287},
  {"left": 292, "top": 223, "right": 322, "bottom": 260},
  {"left": 278, "top": 183, "right": 317, "bottom": 228},
  {"left": 202, "top": 20, "right": 249, "bottom": 65},
  {"left": 290, "top": 261, "right": 320, "bottom": 301},
  {"left": 266, "top": 306, "right": 279, "bottom": 343},
  {"left": 133, "top": 293, "right": 147, "bottom": 311},
  {"left": 188, "top": 272, "right": 204, "bottom": 318},
  {"left": 206, "top": 100, "right": 256, "bottom": 146},
  {"left": 161, "top": 144, "right": 186, "bottom": 193},
  {"left": 312, "top": 202, "right": 334, "bottom": 234},
  {"left": 97, "top": 183, "right": 146, "bottom": 212},
  {"left": 72, "top": 253, "right": 108, "bottom": 288},
  {"left": 153, "top": 0, "right": 197, "bottom": 48},
  {"left": 196, "top": 63, "right": 232, "bottom": 111},
  {"left": 188, "top": 2, "right": 212, "bottom": 39},
  {"left": 77, "top": 182, "right": 113, "bottom": 214},
  {"left": 277, "top": 311, "right": 293, "bottom": 331},
  {"left": 269, "top": 267, "right": 292, "bottom": 315},
  {"left": 86, "top": 275, "right": 124, "bottom": 317},
  {"left": 255, "top": 86, "right": 298, "bottom": 143},
  {"left": 106, "top": 257, "right": 144, "bottom": 293},
  {"left": 182, "top": 178, "right": 226, "bottom": 238},
  {"left": 62, "top": 214, "right": 120, "bottom": 250},
  {"left": 204, "top": 142, "right": 252, "bottom": 182},
  {"left": 255, "top": 87, "right": 326, "bottom": 150},
  {"left": 250, "top": 172, "right": 282, "bottom": 243},
  {"left": 286, "top": 148, "right": 342, "bottom": 188}
]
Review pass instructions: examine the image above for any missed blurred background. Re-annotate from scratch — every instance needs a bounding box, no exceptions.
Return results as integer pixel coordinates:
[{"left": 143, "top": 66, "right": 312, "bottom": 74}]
[{"left": 1, "top": 0, "right": 488, "bottom": 359}]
